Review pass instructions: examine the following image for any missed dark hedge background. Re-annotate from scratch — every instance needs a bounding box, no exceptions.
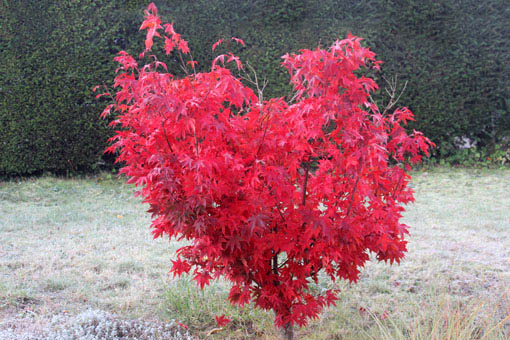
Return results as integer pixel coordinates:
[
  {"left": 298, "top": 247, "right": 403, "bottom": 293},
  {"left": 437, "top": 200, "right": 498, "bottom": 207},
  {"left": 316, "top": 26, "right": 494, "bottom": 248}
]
[{"left": 1, "top": 0, "right": 508, "bottom": 176}]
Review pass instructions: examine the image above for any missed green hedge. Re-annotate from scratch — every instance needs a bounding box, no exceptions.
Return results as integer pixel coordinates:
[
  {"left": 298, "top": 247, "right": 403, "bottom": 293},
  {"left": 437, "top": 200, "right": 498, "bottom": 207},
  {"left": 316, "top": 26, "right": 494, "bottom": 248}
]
[
  {"left": 1, "top": 0, "right": 508, "bottom": 176},
  {"left": 374, "top": 0, "right": 510, "bottom": 156},
  {"left": 0, "top": 0, "right": 142, "bottom": 175}
]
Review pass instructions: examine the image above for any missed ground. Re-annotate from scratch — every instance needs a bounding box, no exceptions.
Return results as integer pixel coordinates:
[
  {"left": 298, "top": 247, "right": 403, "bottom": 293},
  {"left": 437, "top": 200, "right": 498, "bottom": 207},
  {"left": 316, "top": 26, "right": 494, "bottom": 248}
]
[{"left": 0, "top": 168, "right": 509, "bottom": 339}]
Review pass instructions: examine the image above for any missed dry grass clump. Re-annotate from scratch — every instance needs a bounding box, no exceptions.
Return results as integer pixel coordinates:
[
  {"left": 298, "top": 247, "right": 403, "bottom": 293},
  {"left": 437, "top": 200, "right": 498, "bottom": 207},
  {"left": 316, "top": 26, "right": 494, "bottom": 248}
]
[{"left": 366, "top": 297, "right": 510, "bottom": 340}]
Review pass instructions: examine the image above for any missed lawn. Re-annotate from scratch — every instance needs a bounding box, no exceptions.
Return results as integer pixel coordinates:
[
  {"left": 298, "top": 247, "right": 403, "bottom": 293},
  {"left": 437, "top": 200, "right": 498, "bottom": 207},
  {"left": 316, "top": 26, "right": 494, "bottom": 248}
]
[{"left": 0, "top": 168, "right": 509, "bottom": 339}]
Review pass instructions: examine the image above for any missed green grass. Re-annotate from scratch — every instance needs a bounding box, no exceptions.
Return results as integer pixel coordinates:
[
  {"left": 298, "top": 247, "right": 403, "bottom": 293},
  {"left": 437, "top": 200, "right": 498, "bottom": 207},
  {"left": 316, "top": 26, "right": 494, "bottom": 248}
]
[
  {"left": 1, "top": 168, "right": 509, "bottom": 339},
  {"left": 0, "top": 175, "right": 180, "bottom": 318}
]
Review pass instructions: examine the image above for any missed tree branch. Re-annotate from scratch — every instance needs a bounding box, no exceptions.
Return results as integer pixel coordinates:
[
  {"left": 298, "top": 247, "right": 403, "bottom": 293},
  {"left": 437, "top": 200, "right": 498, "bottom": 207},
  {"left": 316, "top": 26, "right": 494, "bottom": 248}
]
[
  {"left": 346, "top": 175, "right": 359, "bottom": 217},
  {"left": 302, "top": 160, "right": 310, "bottom": 206},
  {"left": 381, "top": 75, "right": 408, "bottom": 116},
  {"left": 367, "top": 75, "right": 408, "bottom": 116},
  {"left": 241, "top": 62, "right": 267, "bottom": 104}
]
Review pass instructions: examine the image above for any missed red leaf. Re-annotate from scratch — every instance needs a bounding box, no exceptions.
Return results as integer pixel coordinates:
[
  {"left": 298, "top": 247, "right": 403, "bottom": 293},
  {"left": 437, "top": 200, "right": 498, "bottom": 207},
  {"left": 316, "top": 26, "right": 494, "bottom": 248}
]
[
  {"left": 164, "top": 36, "right": 175, "bottom": 55},
  {"left": 215, "top": 314, "right": 231, "bottom": 327},
  {"left": 231, "top": 37, "right": 245, "bottom": 46},
  {"left": 194, "top": 271, "right": 212, "bottom": 289},
  {"left": 187, "top": 60, "right": 198, "bottom": 68},
  {"left": 212, "top": 39, "right": 223, "bottom": 51},
  {"left": 178, "top": 39, "right": 189, "bottom": 54},
  {"left": 176, "top": 321, "right": 188, "bottom": 329}
]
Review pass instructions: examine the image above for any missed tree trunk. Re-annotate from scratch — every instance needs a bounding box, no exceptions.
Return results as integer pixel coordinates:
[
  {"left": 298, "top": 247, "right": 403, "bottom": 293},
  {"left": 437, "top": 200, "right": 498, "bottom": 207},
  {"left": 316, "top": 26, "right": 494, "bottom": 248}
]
[{"left": 282, "top": 323, "right": 293, "bottom": 340}]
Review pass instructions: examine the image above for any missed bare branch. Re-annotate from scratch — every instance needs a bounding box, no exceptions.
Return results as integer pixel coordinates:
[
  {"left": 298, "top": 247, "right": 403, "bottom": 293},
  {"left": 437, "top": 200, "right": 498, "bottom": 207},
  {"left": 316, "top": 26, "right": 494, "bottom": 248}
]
[
  {"left": 188, "top": 51, "right": 197, "bottom": 77},
  {"left": 302, "top": 160, "right": 310, "bottom": 206},
  {"left": 287, "top": 90, "right": 300, "bottom": 104},
  {"left": 240, "top": 62, "right": 267, "bottom": 104},
  {"left": 177, "top": 52, "right": 190, "bottom": 76},
  {"left": 346, "top": 175, "right": 359, "bottom": 217},
  {"left": 381, "top": 75, "right": 408, "bottom": 116},
  {"left": 392, "top": 80, "right": 408, "bottom": 107}
]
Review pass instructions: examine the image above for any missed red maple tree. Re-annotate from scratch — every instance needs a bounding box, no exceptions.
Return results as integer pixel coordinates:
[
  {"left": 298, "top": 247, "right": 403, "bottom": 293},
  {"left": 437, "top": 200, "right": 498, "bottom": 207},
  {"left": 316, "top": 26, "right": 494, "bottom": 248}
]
[{"left": 98, "top": 4, "right": 433, "bottom": 339}]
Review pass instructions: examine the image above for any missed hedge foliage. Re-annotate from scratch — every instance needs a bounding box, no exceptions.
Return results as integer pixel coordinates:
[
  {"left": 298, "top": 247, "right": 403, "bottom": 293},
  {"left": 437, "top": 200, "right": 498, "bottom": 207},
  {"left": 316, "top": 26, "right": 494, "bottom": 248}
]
[
  {"left": 0, "top": 0, "right": 141, "bottom": 175},
  {"left": 1, "top": 0, "right": 508, "bottom": 175}
]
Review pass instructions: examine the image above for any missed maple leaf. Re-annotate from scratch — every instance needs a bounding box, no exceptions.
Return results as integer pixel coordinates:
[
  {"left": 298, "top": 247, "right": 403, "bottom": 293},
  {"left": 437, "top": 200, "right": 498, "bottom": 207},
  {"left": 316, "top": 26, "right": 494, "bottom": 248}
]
[
  {"left": 164, "top": 36, "right": 175, "bottom": 55},
  {"left": 139, "top": 6, "right": 162, "bottom": 51},
  {"left": 215, "top": 314, "right": 231, "bottom": 327},
  {"left": 176, "top": 321, "right": 188, "bottom": 329},
  {"left": 212, "top": 39, "right": 223, "bottom": 51},
  {"left": 226, "top": 53, "right": 243, "bottom": 70},
  {"left": 171, "top": 258, "right": 191, "bottom": 277},
  {"left": 187, "top": 60, "right": 198, "bottom": 68},
  {"left": 194, "top": 271, "right": 212, "bottom": 289},
  {"left": 246, "top": 212, "right": 268, "bottom": 235},
  {"left": 212, "top": 54, "right": 226, "bottom": 69},
  {"left": 178, "top": 39, "right": 189, "bottom": 54},
  {"left": 231, "top": 37, "right": 245, "bottom": 46}
]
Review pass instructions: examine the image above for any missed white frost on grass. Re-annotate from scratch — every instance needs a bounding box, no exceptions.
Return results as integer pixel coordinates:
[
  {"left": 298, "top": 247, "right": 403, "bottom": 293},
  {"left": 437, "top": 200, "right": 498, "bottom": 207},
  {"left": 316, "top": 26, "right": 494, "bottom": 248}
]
[{"left": 0, "top": 309, "right": 195, "bottom": 340}]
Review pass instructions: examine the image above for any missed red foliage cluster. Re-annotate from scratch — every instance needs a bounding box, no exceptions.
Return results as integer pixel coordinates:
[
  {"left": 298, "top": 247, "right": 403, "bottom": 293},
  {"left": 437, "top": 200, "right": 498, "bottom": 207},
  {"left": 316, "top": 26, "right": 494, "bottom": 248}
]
[{"left": 98, "top": 3, "right": 433, "bottom": 329}]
